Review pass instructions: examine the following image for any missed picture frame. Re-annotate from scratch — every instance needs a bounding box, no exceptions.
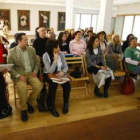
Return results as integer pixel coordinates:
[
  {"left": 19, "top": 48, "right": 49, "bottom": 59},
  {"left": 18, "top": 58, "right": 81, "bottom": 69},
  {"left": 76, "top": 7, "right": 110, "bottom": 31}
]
[
  {"left": 17, "top": 10, "right": 30, "bottom": 31},
  {"left": 0, "top": 9, "right": 11, "bottom": 30},
  {"left": 39, "top": 11, "right": 50, "bottom": 29},
  {"left": 57, "top": 12, "right": 66, "bottom": 31}
]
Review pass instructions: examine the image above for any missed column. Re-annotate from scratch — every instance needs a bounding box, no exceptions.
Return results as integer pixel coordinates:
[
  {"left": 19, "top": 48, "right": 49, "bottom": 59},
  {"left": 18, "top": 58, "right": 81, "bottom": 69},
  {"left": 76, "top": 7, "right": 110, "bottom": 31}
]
[
  {"left": 65, "top": 0, "right": 74, "bottom": 29},
  {"left": 97, "top": 0, "right": 113, "bottom": 34}
]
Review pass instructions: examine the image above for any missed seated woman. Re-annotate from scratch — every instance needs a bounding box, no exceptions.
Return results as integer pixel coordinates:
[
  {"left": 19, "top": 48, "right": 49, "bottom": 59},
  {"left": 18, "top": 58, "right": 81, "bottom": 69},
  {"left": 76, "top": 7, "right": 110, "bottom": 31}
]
[
  {"left": 0, "top": 35, "right": 8, "bottom": 64},
  {"left": 124, "top": 36, "right": 140, "bottom": 74},
  {"left": 58, "top": 32, "right": 70, "bottom": 55},
  {"left": 69, "top": 31, "right": 87, "bottom": 55},
  {"left": 0, "top": 69, "right": 12, "bottom": 119},
  {"left": 86, "top": 36, "right": 114, "bottom": 98},
  {"left": 97, "top": 31, "right": 108, "bottom": 55},
  {"left": 106, "top": 34, "right": 122, "bottom": 71},
  {"left": 0, "top": 36, "right": 12, "bottom": 119},
  {"left": 42, "top": 39, "right": 71, "bottom": 117},
  {"left": 122, "top": 34, "right": 134, "bottom": 53}
]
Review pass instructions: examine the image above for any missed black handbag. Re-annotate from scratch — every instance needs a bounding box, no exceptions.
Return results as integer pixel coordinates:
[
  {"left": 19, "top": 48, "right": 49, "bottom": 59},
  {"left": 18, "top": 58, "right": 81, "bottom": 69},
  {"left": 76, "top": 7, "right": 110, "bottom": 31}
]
[
  {"left": 0, "top": 104, "right": 12, "bottom": 119},
  {"left": 37, "top": 86, "right": 51, "bottom": 112},
  {"left": 70, "top": 66, "right": 82, "bottom": 78}
]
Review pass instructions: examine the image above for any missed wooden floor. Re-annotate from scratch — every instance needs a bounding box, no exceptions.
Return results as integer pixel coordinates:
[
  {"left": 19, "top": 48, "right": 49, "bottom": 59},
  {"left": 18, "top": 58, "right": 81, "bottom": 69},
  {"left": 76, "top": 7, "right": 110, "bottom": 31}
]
[{"left": 0, "top": 74, "right": 140, "bottom": 135}]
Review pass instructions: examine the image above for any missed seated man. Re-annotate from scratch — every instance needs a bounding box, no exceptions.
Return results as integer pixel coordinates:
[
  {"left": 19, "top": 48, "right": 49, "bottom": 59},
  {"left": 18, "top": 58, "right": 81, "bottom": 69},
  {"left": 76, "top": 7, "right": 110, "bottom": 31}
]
[
  {"left": 124, "top": 36, "right": 140, "bottom": 74},
  {"left": 7, "top": 33, "right": 42, "bottom": 122}
]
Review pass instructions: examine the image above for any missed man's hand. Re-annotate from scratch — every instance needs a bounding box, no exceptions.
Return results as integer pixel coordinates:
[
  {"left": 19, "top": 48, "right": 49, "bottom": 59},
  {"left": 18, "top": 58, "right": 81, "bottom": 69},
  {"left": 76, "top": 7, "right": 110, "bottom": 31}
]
[
  {"left": 19, "top": 76, "right": 27, "bottom": 82},
  {"left": 30, "top": 72, "right": 37, "bottom": 77}
]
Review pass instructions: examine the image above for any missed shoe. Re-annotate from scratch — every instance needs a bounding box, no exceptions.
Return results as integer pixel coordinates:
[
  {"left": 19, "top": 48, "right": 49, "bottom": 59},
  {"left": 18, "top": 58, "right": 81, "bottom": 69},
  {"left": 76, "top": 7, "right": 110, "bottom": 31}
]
[
  {"left": 63, "top": 102, "right": 69, "bottom": 114},
  {"left": 51, "top": 108, "right": 59, "bottom": 117},
  {"left": 27, "top": 103, "right": 34, "bottom": 114},
  {"left": 103, "top": 92, "right": 109, "bottom": 98},
  {"left": 94, "top": 86, "right": 102, "bottom": 97},
  {"left": 21, "top": 110, "right": 28, "bottom": 122}
]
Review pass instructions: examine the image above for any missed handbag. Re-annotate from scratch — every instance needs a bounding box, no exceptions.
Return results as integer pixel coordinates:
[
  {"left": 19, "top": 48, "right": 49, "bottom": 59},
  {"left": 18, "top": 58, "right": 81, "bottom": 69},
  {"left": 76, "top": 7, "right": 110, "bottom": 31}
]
[
  {"left": 70, "top": 66, "right": 82, "bottom": 78},
  {"left": 121, "top": 73, "right": 135, "bottom": 95},
  {"left": 37, "top": 86, "right": 51, "bottom": 112}
]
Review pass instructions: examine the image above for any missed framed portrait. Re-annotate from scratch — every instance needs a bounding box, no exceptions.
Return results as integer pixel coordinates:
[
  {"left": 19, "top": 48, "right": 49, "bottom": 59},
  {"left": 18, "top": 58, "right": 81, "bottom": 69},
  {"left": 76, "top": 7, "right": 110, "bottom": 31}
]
[
  {"left": 0, "top": 9, "right": 11, "bottom": 30},
  {"left": 17, "top": 10, "right": 30, "bottom": 31},
  {"left": 39, "top": 11, "right": 50, "bottom": 29},
  {"left": 57, "top": 12, "right": 65, "bottom": 31}
]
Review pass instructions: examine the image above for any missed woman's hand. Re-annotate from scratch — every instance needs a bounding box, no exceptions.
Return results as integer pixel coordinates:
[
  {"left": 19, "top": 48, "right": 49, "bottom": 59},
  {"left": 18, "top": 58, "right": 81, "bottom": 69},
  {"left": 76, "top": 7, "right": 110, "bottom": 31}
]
[
  {"left": 56, "top": 71, "right": 64, "bottom": 77},
  {"left": 101, "top": 66, "right": 107, "bottom": 70},
  {"left": 1, "top": 69, "right": 8, "bottom": 74},
  {"left": 54, "top": 52, "right": 59, "bottom": 62}
]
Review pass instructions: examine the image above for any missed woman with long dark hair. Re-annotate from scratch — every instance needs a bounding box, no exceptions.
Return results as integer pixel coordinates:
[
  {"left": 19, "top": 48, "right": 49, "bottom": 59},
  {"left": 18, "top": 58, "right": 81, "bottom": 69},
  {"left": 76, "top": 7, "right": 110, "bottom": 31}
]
[
  {"left": 86, "top": 36, "right": 114, "bottom": 98},
  {"left": 58, "top": 32, "right": 70, "bottom": 54},
  {"left": 42, "top": 39, "right": 71, "bottom": 117},
  {"left": 122, "top": 34, "right": 134, "bottom": 53}
]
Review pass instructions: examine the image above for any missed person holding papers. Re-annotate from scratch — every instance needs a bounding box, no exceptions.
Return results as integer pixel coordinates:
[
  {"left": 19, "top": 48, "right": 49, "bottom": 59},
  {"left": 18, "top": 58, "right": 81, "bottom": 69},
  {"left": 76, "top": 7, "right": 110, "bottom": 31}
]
[
  {"left": 86, "top": 36, "right": 114, "bottom": 98},
  {"left": 43, "top": 39, "right": 71, "bottom": 117}
]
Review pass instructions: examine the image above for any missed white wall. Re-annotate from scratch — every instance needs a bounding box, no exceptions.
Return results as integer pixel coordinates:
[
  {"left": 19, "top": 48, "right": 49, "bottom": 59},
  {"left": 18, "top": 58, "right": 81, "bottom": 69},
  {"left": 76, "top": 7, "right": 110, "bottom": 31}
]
[
  {"left": 0, "top": 3, "right": 99, "bottom": 36},
  {"left": 114, "top": 3, "right": 140, "bottom": 16},
  {"left": 0, "top": 3, "right": 65, "bottom": 35}
]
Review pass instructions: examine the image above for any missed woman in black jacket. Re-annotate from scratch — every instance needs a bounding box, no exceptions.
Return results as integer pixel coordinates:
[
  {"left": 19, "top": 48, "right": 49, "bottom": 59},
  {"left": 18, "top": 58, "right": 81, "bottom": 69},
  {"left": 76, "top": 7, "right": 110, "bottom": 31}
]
[
  {"left": 58, "top": 32, "right": 70, "bottom": 54},
  {"left": 122, "top": 34, "right": 134, "bottom": 53}
]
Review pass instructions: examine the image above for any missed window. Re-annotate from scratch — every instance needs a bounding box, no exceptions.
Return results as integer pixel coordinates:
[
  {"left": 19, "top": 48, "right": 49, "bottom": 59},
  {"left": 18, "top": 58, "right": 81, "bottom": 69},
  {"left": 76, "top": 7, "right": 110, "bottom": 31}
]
[
  {"left": 75, "top": 14, "right": 80, "bottom": 31},
  {"left": 75, "top": 13, "right": 98, "bottom": 32},
  {"left": 80, "top": 14, "right": 91, "bottom": 30},
  {"left": 132, "top": 16, "right": 140, "bottom": 41},
  {"left": 115, "top": 14, "right": 140, "bottom": 41},
  {"left": 91, "top": 15, "right": 98, "bottom": 33},
  {"left": 122, "top": 16, "right": 134, "bottom": 40}
]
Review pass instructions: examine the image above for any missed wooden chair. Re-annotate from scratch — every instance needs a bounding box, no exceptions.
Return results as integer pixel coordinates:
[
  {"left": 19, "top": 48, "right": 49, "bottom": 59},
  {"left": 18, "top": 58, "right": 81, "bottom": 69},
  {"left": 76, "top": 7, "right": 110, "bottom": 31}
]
[
  {"left": 65, "top": 55, "right": 90, "bottom": 95},
  {"left": 103, "top": 54, "right": 125, "bottom": 77},
  {"left": 122, "top": 58, "right": 137, "bottom": 78}
]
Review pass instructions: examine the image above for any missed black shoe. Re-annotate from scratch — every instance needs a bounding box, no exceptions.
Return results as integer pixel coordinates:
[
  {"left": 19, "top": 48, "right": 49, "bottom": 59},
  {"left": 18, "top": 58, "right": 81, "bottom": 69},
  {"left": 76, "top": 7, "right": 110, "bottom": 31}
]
[
  {"left": 63, "top": 102, "right": 69, "bottom": 114},
  {"left": 27, "top": 103, "right": 34, "bottom": 114},
  {"left": 94, "top": 86, "right": 102, "bottom": 97},
  {"left": 51, "top": 108, "right": 59, "bottom": 117},
  {"left": 103, "top": 91, "right": 109, "bottom": 98},
  {"left": 21, "top": 110, "right": 28, "bottom": 122}
]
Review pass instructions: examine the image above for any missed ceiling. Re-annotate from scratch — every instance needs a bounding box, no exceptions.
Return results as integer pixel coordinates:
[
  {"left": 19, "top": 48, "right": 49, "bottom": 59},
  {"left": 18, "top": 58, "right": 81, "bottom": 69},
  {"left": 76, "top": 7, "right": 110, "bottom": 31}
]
[{"left": 0, "top": 0, "right": 140, "bottom": 9}]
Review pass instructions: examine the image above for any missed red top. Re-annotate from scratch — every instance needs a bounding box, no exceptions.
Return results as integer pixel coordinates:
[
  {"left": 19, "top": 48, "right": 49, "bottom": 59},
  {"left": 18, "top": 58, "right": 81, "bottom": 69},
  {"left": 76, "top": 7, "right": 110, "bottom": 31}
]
[{"left": 0, "top": 44, "right": 7, "bottom": 64}]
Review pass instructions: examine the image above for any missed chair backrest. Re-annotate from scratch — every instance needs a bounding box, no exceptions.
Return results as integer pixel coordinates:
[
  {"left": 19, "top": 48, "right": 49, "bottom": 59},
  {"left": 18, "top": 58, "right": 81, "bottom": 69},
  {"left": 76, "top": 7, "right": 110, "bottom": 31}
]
[
  {"left": 65, "top": 55, "right": 87, "bottom": 77},
  {"left": 103, "top": 54, "right": 123, "bottom": 70},
  {"left": 122, "top": 57, "right": 137, "bottom": 75}
]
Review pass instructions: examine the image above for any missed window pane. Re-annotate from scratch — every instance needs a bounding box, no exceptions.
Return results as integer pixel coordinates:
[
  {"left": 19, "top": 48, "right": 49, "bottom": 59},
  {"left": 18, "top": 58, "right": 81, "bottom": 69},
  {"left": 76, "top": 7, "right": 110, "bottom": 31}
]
[
  {"left": 133, "top": 16, "right": 140, "bottom": 41},
  {"left": 75, "top": 14, "right": 80, "bottom": 31},
  {"left": 114, "top": 16, "right": 124, "bottom": 38},
  {"left": 110, "top": 17, "right": 116, "bottom": 34},
  {"left": 122, "top": 16, "right": 134, "bottom": 40},
  {"left": 91, "top": 15, "right": 97, "bottom": 33},
  {"left": 80, "top": 14, "right": 91, "bottom": 30}
]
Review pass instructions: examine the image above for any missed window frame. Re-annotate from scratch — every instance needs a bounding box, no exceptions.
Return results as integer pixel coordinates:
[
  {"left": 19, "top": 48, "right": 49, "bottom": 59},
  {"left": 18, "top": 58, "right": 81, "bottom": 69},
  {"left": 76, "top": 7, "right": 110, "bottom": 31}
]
[
  {"left": 75, "top": 13, "right": 98, "bottom": 32},
  {"left": 115, "top": 14, "right": 140, "bottom": 40}
]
